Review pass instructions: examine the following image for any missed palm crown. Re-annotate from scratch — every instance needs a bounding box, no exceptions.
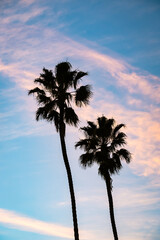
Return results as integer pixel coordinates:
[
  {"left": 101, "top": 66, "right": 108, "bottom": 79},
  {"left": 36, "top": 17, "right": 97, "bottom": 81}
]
[
  {"left": 28, "top": 61, "right": 92, "bottom": 133},
  {"left": 75, "top": 116, "right": 131, "bottom": 185}
]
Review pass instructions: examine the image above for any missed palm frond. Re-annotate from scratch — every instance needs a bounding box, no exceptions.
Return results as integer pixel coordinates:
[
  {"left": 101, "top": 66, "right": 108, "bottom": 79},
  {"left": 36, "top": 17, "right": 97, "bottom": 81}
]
[
  {"left": 36, "top": 94, "right": 52, "bottom": 105},
  {"left": 64, "top": 92, "right": 73, "bottom": 105},
  {"left": 36, "top": 107, "right": 48, "bottom": 121},
  {"left": 113, "top": 124, "right": 125, "bottom": 137},
  {"left": 75, "top": 85, "right": 92, "bottom": 107},
  {"left": 73, "top": 71, "right": 88, "bottom": 89},
  {"left": 111, "top": 132, "right": 126, "bottom": 149},
  {"left": 87, "top": 121, "right": 97, "bottom": 129},
  {"left": 65, "top": 71, "right": 77, "bottom": 89},
  {"left": 28, "top": 87, "right": 45, "bottom": 95},
  {"left": 64, "top": 107, "right": 79, "bottom": 126},
  {"left": 111, "top": 153, "right": 122, "bottom": 173},
  {"left": 75, "top": 138, "right": 98, "bottom": 152},
  {"left": 47, "top": 110, "right": 60, "bottom": 131},
  {"left": 75, "top": 139, "right": 89, "bottom": 149},
  {"left": 116, "top": 149, "right": 131, "bottom": 163},
  {"left": 79, "top": 152, "right": 95, "bottom": 167},
  {"left": 95, "top": 151, "right": 104, "bottom": 163},
  {"left": 80, "top": 125, "right": 95, "bottom": 138},
  {"left": 34, "top": 68, "right": 55, "bottom": 90}
]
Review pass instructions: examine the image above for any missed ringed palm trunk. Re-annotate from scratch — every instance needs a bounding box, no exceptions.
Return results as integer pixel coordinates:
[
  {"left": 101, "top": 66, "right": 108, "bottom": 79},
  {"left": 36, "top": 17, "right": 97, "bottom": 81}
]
[
  {"left": 105, "top": 172, "right": 118, "bottom": 240},
  {"left": 59, "top": 122, "right": 79, "bottom": 240}
]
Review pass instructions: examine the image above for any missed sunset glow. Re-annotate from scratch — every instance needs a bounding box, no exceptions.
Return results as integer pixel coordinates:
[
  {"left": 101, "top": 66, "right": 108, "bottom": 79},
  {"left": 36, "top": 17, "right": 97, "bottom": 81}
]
[{"left": 0, "top": 0, "right": 160, "bottom": 239}]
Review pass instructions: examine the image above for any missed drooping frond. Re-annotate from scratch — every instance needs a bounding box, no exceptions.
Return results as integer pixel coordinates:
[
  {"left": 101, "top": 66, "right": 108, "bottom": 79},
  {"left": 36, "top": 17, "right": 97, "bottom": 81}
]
[
  {"left": 34, "top": 68, "right": 55, "bottom": 90},
  {"left": 95, "top": 151, "right": 103, "bottom": 163},
  {"left": 64, "top": 92, "right": 73, "bottom": 105},
  {"left": 36, "top": 94, "right": 52, "bottom": 105},
  {"left": 64, "top": 107, "right": 79, "bottom": 126},
  {"left": 75, "top": 85, "right": 92, "bottom": 107},
  {"left": 80, "top": 121, "right": 96, "bottom": 137},
  {"left": 79, "top": 152, "right": 95, "bottom": 167},
  {"left": 112, "top": 124, "right": 125, "bottom": 137},
  {"left": 28, "top": 87, "right": 45, "bottom": 95},
  {"left": 36, "top": 107, "right": 60, "bottom": 131},
  {"left": 116, "top": 148, "right": 131, "bottom": 163},
  {"left": 111, "top": 132, "right": 127, "bottom": 149},
  {"left": 75, "top": 138, "right": 98, "bottom": 152},
  {"left": 75, "top": 139, "right": 89, "bottom": 149},
  {"left": 73, "top": 71, "right": 88, "bottom": 89},
  {"left": 110, "top": 153, "right": 122, "bottom": 174},
  {"left": 47, "top": 110, "right": 60, "bottom": 131},
  {"left": 35, "top": 101, "right": 57, "bottom": 120},
  {"left": 87, "top": 121, "right": 97, "bottom": 129},
  {"left": 36, "top": 107, "right": 48, "bottom": 121}
]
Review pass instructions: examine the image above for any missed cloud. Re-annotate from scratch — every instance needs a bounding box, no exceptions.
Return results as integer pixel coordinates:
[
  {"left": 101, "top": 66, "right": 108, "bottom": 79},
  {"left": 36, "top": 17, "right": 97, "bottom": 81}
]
[
  {"left": 0, "top": 3, "right": 159, "bottom": 103},
  {"left": 2, "top": 8, "right": 45, "bottom": 24},
  {"left": 19, "top": 0, "right": 36, "bottom": 6},
  {"left": 0, "top": 208, "right": 96, "bottom": 240},
  {"left": 0, "top": 60, "right": 37, "bottom": 89},
  {"left": 0, "top": 208, "right": 73, "bottom": 239}
]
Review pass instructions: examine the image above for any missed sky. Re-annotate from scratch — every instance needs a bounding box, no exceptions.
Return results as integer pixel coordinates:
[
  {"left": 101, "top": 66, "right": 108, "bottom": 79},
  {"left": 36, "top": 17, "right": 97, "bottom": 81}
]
[{"left": 0, "top": 0, "right": 160, "bottom": 239}]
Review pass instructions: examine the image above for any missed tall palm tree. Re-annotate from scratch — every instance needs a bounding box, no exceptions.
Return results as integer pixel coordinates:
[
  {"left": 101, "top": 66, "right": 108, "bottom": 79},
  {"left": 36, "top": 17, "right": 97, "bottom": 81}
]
[
  {"left": 75, "top": 116, "right": 131, "bottom": 240},
  {"left": 28, "top": 61, "right": 92, "bottom": 240}
]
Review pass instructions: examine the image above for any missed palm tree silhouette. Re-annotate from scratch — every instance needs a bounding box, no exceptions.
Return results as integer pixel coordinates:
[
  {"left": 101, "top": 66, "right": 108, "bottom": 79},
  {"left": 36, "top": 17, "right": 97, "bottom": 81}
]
[
  {"left": 28, "top": 61, "right": 92, "bottom": 240},
  {"left": 75, "top": 116, "right": 131, "bottom": 240}
]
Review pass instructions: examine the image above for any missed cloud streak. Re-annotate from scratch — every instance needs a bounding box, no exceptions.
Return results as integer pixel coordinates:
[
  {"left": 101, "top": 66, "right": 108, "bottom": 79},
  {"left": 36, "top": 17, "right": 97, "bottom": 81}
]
[
  {"left": 0, "top": 208, "right": 73, "bottom": 239},
  {"left": 0, "top": 208, "right": 96, "bottom": 239},
  {"left": 0, "top": 2, "right": 159, "bottom": 103}
]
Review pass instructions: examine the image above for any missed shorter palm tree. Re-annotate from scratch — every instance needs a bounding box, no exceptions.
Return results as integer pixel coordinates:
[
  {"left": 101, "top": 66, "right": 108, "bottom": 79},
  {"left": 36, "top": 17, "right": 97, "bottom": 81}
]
[{"left": 75, "top": 116, "right": 131, "bottom": 240}]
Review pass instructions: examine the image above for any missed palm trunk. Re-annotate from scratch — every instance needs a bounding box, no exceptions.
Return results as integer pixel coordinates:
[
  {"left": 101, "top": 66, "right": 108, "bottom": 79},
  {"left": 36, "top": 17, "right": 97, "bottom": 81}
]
[
  {"left": 105, "top": 172, "right": 118, "bottom": 240},
  {"left": 59, "top": 125, "right": 79, "bottom": 240}
]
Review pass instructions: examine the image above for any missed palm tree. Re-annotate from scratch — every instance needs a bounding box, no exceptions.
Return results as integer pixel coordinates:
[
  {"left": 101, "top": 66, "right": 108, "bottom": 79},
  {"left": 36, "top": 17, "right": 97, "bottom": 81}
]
[
  {"left": 75, "top": 116, "right": 131, "bottom": 240},
  {"left": 28, "top": 61, "right": 92, "bottom": 240}
]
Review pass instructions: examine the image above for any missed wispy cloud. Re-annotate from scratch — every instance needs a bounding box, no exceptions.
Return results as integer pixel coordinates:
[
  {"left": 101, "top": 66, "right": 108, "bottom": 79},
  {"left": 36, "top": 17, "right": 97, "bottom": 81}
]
[
  {"left": 19, "top": 0, "right": 36, "bottom": 6},
  {"left": 0, "top": 208, "right": 73, "bottom": 239},
  {"left": 0, "top": 3, "right": 159, "bottom": 103},
  {"left": 0, "top": 208, "right": 96, "bottom": 240},
  {"left": 2, "top": 8, "right": 45, "bottom": 24}
]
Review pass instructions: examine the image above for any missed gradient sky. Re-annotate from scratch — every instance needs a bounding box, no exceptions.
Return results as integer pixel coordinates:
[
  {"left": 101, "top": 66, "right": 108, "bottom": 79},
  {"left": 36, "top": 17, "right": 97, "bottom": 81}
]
[{"left": 0, "top": 0, "right": 160, "bottom": 239}]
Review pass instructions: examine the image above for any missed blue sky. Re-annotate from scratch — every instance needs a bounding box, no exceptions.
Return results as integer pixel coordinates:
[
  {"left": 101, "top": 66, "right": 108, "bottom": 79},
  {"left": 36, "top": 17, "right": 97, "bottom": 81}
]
[{"left": 0, "top": 0, "right": 160, "bottom": 239}]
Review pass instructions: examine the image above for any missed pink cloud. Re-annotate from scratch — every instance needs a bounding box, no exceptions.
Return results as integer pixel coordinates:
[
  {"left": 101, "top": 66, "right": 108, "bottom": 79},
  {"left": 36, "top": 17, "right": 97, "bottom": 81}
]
[
  {"left": 0, "top": 208, "right": 101, "bottom": 240},
  {"left": 0, "top": 14, "right": 160, "bottom": 103},
  {"left": 0, "top": 208, "right": 73, "bottom": 239}
]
